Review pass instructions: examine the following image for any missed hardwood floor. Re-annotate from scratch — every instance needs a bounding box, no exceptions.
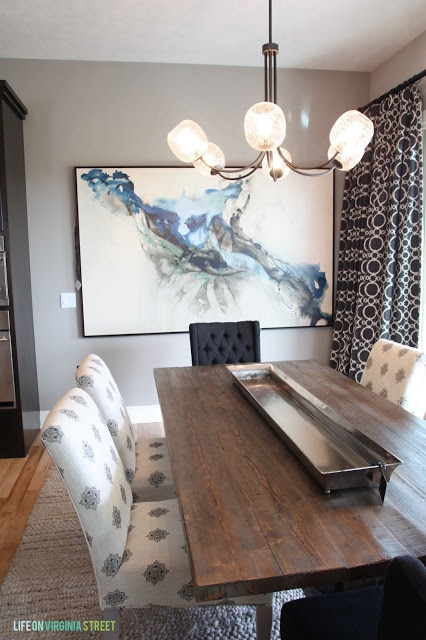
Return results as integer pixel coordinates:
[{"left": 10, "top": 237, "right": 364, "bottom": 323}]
[{"left": 0, "top": 432, "right": 51, "bottom": 582}]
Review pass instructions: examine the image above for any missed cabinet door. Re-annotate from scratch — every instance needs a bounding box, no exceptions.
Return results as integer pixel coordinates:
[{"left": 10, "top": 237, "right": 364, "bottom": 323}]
[{"left": 0, "top": 81, "right": 36, "bottom": 458}]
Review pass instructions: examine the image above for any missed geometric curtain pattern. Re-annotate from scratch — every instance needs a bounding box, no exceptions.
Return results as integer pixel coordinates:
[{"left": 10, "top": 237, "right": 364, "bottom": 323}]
[{"left": 330, "top": 81, "right": 424, "bottom": 381}]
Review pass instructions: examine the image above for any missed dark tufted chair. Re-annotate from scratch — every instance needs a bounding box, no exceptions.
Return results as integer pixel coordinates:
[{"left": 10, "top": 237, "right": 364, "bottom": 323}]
[
  {"left": 189, "top": 321, "right": 261, "bottom": 366},
  {"left": 280, "top": 555, "right": 426, "bottom": 640}
]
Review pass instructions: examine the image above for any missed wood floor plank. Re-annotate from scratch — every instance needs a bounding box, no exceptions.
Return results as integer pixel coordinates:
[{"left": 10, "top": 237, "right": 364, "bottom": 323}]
[
  {"left": 0, "top": 458, "right": 26, "bottom": 498},
  {"left": 27, "top": 447, "right": 51, "bottom": 492},
  {"left": 0, "top": 432, "right": 51, "bottom": 582}
]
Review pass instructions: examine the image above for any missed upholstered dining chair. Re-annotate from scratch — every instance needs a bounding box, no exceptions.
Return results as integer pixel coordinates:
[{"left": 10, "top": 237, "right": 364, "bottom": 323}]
[
  {"left": 360, "top": 338, "right": 426, "bottom": 419},
  {"left": 280, "top": 555, "right": 426, "bottom": 640},
  {"left": 41, "top": 388, "right": 274, "bottom": 640},
  {"left": 75, "top": 353, "right": 176, "bottom": 502},
  {"left": 189, "top": 320, "right": 261, "bottom": 366}
]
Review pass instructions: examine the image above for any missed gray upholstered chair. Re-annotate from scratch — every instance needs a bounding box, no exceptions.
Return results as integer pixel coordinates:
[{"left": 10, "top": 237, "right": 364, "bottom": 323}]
[
  {"left": 41, "top": 388, "right": 274, "bottom": 639},
  {"left": 75, "top": 353, "right": 175, "bottom": 502},
  {"left": 189, "top": 320, "right": 261, "bottom": 366},
  {"left": 360, "top": 339, "right": 426, "bottom": 419}
]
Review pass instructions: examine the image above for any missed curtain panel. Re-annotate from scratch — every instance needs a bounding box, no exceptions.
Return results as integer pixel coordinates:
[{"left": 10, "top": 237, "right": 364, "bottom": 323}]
[{"left": 330, "top": 81, "right": 424, "bottom": 381}]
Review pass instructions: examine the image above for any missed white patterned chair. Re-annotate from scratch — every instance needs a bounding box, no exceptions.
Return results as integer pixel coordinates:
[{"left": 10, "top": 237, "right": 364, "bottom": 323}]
[
  {"left": 360, "top": 338, "right": 426, "bottom": 419},
  {"left": 75, "top": 354, "right": 175, "bottom": 502},
  {"left": 40, "top": 388, "right": 273, "bottom": 639}
]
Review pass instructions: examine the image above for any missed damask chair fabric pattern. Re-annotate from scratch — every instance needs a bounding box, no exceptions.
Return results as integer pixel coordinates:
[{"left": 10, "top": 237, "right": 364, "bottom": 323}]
[
  {"left": 75, "top": 355, "right": 135, "bottom": 478},
  {"left": 189, "top": 321, "right": 261, "bottom": 366},
  {"left": 75, "top": 354, "right": 175, "bottom": 502},
  {"left": 41, "top": 388, "right": 273, "bottom": 637},
  {"left": 41, "top": 389, "right": 132, "bottom": 595},
  {"left": 360, "top": 339, "right": 426, "bottom": 418},
  {"left": 129, "top": 437, "right": 175, "bottom": 502}
]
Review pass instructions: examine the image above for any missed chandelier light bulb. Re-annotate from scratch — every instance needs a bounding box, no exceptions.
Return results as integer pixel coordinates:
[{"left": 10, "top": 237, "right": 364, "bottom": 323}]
[
  {"left": 329, "top": 110, "right": 374, "bottom": 155},
  {"left": 193, "top": 142, "right": 226, "bottom": 176},
  {"left": 262, "top": 147, "right": 292, "bottom": 181},
  {"left": 244, "top": 102, "right": 286, "bottom": 151},
  {"left": 167, "top": 120, "right": 209, "bottom": 163},
  {"left": 328, "top": 145, "right": 366, "bottom": 171}
]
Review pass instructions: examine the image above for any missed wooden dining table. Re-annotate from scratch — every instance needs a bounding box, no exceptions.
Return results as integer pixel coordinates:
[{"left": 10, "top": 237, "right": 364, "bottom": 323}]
[{"left": 153, "top": 359, "right": 426, "bottom": 602}]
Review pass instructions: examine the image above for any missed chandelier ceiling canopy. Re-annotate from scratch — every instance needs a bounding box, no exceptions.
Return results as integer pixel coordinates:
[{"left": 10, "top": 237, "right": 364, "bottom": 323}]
[{"left": 167, "top": 0, "right": 374, "bottom": 182}]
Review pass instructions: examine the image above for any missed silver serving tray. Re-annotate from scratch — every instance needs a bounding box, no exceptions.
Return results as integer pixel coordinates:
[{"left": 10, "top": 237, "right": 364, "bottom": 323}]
[{"left": 228, "top": 363, "right": 402, "bottom": 498}]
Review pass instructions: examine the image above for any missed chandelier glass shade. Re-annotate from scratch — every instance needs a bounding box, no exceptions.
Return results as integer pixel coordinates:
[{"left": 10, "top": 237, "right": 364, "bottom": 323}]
[
  {"left": 244, "top": 102, "right": 286, "bottom": 151},
  {"left": 193, "top": 142, "right": 225, "bottom": 175},
  {"left": 167, "top": 1, "right": 374, "bottom": 182},
  {"left": 167, "top": 119, "right": 208, "bottom": 163}
]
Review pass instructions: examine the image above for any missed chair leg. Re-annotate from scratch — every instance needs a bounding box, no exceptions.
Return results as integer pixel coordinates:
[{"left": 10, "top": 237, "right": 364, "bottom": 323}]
[
  {"left": 256, "top": 603, "right": 273, "bottom": 640},
  {"left": 102, "top": 609, "right": 119, "bottom": 640}
]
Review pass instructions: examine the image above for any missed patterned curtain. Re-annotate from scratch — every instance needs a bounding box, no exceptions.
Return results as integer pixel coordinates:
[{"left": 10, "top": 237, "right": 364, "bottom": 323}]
[{"left": 330, "top": 80, "right": 424, "bottom": 381}]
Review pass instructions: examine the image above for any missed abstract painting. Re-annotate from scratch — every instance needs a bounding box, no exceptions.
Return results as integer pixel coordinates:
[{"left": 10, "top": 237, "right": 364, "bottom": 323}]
[{"left": 75, "top": 167, "right": 333, "bottom": 336}]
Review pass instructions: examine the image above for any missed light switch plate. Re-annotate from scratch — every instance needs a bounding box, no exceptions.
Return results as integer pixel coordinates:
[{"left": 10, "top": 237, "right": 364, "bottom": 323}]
[{"left": 60, "top": 292, "right": 76, "bottom": 308}]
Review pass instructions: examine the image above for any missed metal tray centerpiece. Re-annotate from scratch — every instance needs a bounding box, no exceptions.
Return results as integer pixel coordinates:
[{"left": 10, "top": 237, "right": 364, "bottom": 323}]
[{"left": 228, "top": 363, "right": 402, "bottom": 500}]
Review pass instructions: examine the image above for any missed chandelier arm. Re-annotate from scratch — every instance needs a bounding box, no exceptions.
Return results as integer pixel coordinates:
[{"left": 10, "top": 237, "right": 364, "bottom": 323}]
[
  {"left": 287, "top": 165, "right": 336, "bottom": 177},
  {"left": 287, "top": 158, "right": 336, "bottom": 171},
  {"left": 213, "top": 165, "right": 262, "bottom": 181},
  {"left": 277, "top": 147, "right": 340, "bottom": 172},
  {"left": 208, "top": 151, "right": 265, "bottom": 175}
]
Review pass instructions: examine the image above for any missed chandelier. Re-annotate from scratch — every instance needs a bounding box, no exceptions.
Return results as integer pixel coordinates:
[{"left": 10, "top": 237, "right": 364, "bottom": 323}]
[{"left": 167, "top": 0, "right": 374, "bottom": 182}]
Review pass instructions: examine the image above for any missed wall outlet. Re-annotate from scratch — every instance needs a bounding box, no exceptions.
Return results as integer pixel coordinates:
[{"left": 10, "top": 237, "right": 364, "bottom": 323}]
[{"left": 60, "top": 292, "right": 76, "bottom": 308}]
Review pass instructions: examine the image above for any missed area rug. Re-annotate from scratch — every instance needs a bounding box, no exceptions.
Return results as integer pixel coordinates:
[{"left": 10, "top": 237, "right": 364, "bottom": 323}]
[{"left": 0, "top": 466, "right": 304, "bottom": 639}]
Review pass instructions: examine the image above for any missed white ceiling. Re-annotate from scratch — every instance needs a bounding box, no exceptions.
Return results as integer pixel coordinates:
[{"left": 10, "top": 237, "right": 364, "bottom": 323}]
[{"left": 0, "top": 0, "right": 425, "bottom": 72}]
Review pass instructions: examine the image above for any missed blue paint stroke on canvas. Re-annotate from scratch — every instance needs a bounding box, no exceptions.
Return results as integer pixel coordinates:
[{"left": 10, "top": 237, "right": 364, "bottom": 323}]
[{"left": 80, "top": 168, "right": 331, "bottom": 326}]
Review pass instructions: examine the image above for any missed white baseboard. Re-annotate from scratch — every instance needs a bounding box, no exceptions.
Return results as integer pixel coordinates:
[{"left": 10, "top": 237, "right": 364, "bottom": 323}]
[{"left": 39, "top": 404, "right": 162, "bottom": 427}]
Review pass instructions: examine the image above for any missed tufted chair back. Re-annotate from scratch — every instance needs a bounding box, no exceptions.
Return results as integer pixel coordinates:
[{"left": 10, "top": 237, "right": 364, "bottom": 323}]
[
  {"left": 280, "top": 554, "right": 426, "bottom": 640},
  {"left": 40, "top": 388, "right": 133, "bottom": 597},
  {"left": 189, "top": 321, "right": 261, "bottom": 366},
  {"left": 75, "top": 354, "right": 136, "bottom": 483},
  {"left": 360, "top": 339, "right": 426, "bottom": 419}
]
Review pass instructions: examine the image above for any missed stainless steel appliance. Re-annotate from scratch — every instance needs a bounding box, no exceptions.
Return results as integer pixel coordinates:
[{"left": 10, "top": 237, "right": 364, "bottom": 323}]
[
  {"left": 0, "top": 236, "right": 8, "bottom": 306},
  {"left": 0, "top": 310, "right": 15, "bottom": 405}
]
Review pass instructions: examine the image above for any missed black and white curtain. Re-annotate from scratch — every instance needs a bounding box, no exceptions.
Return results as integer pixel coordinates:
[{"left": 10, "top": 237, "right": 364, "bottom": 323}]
[{"left": 330, "top": 75, "right": 425, "bottom": 381}]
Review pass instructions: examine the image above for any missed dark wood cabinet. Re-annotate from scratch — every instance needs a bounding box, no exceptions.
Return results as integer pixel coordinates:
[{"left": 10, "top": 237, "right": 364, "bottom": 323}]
[{"left": 0, "top": 81, "right": 39, "bottom": 457}]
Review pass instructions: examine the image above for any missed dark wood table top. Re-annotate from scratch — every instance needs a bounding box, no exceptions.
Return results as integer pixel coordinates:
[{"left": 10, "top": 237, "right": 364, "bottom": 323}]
[{"left": 154, "top": 360, "right": 426, "bottom": 601}]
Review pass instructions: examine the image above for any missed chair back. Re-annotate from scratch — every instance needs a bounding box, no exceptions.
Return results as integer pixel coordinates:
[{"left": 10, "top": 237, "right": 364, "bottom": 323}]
[
  {"left": 189, "top": 320, "right": 261, "bottom": 366},
  {"left": 40, "top": 388, "right": 133, "bottom": 592},
  {"left": 75, "top": 354, "right": 136, "bottom": 481},
  {"left": 360, "top": 339, "right": 426, "bottom": 418},
  {"left": 279, "top": 554, "right": 426, "bottom": 640},
  {"left": 378, "top": 555, "right": 426, "bottom": 639}
]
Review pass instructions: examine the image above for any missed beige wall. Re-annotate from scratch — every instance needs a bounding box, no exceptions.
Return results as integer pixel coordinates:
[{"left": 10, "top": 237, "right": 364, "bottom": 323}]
[
  {"left": 370, "top": 31, "right": 426, "bottom": 100},
  {"left": 0, "top": 59, "right": 371, "bottom": 410}
]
